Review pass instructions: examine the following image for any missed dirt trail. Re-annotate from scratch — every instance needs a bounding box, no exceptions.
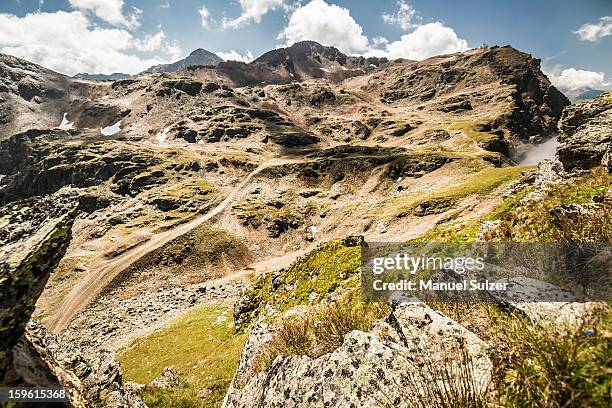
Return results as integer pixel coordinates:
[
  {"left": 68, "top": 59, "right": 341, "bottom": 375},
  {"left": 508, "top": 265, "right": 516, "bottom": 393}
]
[{"left": 49, "top": 158, "right": 301, "bottom": 333}]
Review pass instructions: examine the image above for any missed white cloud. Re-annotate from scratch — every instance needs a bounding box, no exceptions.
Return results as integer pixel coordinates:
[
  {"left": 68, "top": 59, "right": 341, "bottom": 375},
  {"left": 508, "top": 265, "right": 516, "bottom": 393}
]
[
  {"left": 216, "top": 49, "right": 254, "bottom": 63},
  {"left": 278, "top": 0, "right": 369, "bottom": 54},
  {"left": 160, "top": 1, "right": 170, "bottom": 9},
  {"left": 199, "top": 5, "right": 212, "bottom": 29},
  {"left": 0, "top": 11, "right": 180, "bottom": 75},
  {"left": 367, "top": 22, "right": 468, "bottom": 60},
  {"left": 372, "top": 36, "right": 389, "bottom": 47},
  {"left": 382, "top": 1, "right": 421, "bottom": 30},
  {"left": 222, "top": 0, "right": 286, "bottom": 30},
  {"left": 574, "top": 16, "right": 612, "bottom": 42},
  {"left": 68, "top": 0, "right": 140, "bottom": 29},
  {"left": 547, "top": 67, "right": 609, "bottom": 94},
  {"left": 133, "top": 31, "right": 165, "bottom": 52}
]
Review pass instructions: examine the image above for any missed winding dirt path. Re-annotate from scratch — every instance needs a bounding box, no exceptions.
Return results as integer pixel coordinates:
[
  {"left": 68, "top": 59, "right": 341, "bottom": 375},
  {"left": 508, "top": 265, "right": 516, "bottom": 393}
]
[{"left": 49, "top": 158, "right": 301, "bottom": 333}]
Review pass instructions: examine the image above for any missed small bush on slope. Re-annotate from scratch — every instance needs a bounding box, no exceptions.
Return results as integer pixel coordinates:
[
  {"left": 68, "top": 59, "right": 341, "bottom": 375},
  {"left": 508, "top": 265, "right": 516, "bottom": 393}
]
[{"left": 255, "top": 299, "right": 389, "bottom": 371}]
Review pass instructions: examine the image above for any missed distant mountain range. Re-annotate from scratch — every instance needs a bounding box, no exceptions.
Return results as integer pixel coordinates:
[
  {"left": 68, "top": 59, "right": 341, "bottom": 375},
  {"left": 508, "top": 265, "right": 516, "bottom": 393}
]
[
  {"left": 71, "top": 43, "right": 385, "bottom": 84},
  {"left": 143, "top": 48, "right": 224, "bottom": 74},
  {"left": 573, "top": 88, "right": 606, "bottom": 102},
  {"left": 74, "top": 72, "right": 131, "bottom": 81},
  {"left": 72, "top": 49, "right": 225, "bottom": 81}
]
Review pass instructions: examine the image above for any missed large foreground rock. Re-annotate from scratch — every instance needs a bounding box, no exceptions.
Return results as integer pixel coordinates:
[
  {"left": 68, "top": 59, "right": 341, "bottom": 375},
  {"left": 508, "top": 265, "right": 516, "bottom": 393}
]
[
  {"left": 223, "top": 301, "right": 491, "bottom": 408},
  {"left": 0, "top": 194, "right": 77, "bottom": 380},
  {"left": 557, "top": 91, "right": 611, "bottom": 172}
]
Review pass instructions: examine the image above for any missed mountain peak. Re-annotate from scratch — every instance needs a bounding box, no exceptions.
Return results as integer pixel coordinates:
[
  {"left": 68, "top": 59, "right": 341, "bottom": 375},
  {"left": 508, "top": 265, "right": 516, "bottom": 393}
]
[{"left": 143, "top": 48, "right": 223, "bottom": 74}]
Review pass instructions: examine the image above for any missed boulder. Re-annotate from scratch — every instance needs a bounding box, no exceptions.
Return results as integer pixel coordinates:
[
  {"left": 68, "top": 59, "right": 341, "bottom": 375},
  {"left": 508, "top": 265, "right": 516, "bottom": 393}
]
[
  {"left": 557, "top": 91, "right": 611, "bottom": 172},
  {"left": 223, "top": 301, "right": 492, "bottom": 408},
  {"left": 148, "top": 367, "right": 179, "bottom": 390}
]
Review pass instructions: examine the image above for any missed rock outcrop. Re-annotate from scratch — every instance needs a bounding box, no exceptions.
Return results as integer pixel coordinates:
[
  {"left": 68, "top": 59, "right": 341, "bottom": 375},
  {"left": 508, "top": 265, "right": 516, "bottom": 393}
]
[
  {"left": 12, "top": 321, "right": 147, "bottom": 407},
  {"left": 0, "top": 193, "right": 147, "bottom": 406},
  {"left": 0, "top": 194, "right": 77, "bottom": 380},
  {"left": 557, "top": 91, "right": 611, "bottom": 172},
  {"left": 223, "top": 300, "right": 492, "bottom": 408}
]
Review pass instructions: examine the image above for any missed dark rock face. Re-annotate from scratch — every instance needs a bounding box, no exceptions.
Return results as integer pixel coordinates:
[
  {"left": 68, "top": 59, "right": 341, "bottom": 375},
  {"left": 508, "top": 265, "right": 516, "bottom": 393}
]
[
  {"left": 309, "top": 87, "right": 336, "bottom": 107},
  {"left": 386, "top": 155, "right": 454, "bottom": 179},
  {"left": 556, "top": 91, "right": 611, "bottom": 172},
  {"left": 0, "top": 130, "right": 163, "bottom": 203},
  {"left": 0, "top": 54, "right": 68, "bottom": 102},
  {"left": 414, "top": 198, "right": 455, "bottom": 216},
  {"left": 160, "top": 79, "right": 204, "bottom": 96},
  {"left": 269, "top": 131, "right": 320, "bottom": 147},
  {"left": 0, "top": 194, "right": 77, "bottom": 381}
]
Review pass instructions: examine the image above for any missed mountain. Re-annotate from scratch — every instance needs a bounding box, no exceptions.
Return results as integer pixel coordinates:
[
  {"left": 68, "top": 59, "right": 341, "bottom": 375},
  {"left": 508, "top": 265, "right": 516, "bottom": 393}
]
[
  {"left": 0, "top": 43, "right": 609, "bottom": 408},
  {"left": 143, "top": 48, "right": 224, "bottom": 73},
  {"left": 0, "top": 53, "right": 84, "bottom": 138},
  {"left": 214, "top": 40, "right": 387, "bottom": 86},
  {"left": 73, "top": 72, "right": 131, "bottom": 81},
  {"left": 573, "top": 88, "right": 606, "bottom": 102}
]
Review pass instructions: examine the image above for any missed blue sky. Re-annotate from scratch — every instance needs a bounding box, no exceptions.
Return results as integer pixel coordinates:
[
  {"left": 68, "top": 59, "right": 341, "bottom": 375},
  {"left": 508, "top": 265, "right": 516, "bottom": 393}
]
[{"left": 0, "top": 1, "right": 610, "bottom": 93}]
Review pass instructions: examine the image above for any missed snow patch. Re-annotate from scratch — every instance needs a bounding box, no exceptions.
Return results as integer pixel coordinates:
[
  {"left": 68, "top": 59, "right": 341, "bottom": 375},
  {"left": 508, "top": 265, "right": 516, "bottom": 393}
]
[
  {"left": 319, "top": 68, "right": 330, "bottom": 73},
  {"left": 58, "top": 113, "right": 74, "bottom": 130},
  {"left": 101, "top": 121, "right": 122, "bottom": 136},
  {"left": 309, "top": 225, "right": 318, "bottom": 240},
  {"left": 0, "top": 174, "right": 5, "bottom": 183},
  {"left": 198, "top": 139, "right": 204, "bottom": 145},
  {"left": 155, "top": 126, "right": 172, "bottom": 145},
  {"left": 369, "top": 64, "right": 377, "bottom": 68},
  {"left": 341, "top": 66, "right": 348, "bottom": 71}
]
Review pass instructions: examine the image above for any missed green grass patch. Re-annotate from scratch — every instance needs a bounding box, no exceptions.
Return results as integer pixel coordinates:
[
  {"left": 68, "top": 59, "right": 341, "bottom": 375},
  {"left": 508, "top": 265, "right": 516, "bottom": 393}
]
[
  {"left": 390, "top": 166, "right": 528, "bottom": 219},
  {"left": 414, "top": 183, "right": 535, "bottom": 242},
  {"left": 490, "top": 167, "right": 611, "bottom": 241},
  {"left": 490, "top": 306, "right": 612, "bottom": 408},
  {"left": 117, "top": 303, "right": 246, "bottom": 408},
  {"left": 236, "top": 239, "right": 362, "bottom": 327},
  {"left": 449, "top": 120, "right": 505, "bottom": 144}
]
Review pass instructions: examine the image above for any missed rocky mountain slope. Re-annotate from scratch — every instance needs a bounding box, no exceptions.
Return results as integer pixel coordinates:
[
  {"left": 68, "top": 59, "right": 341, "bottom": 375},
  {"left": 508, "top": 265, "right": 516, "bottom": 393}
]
[
  {"left": 144, "top": 48, "right": 224, "bottom": 73},
  {"left": 0, "top": 43, "right": 609, "bottom": 407}
]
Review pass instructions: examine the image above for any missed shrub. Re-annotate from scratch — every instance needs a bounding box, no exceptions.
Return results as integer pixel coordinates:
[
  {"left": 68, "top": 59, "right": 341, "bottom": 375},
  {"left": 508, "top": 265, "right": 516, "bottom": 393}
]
[
  {"left": 255, "top": 299, "right": 390, "bottom": 371},
  {"left": 492, "top": 307, "right": 611, "bottom": 408}
]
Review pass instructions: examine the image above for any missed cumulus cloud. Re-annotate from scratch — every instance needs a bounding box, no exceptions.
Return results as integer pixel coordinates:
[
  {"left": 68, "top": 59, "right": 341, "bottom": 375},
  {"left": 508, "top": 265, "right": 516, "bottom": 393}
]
[
  {"left": 382, "top": 1, "right": 421, "bottom": 30},
  {"left": 0, "top": 10, "right": 180, "bottom": 75},
  {"left": 216, "top": 49, "right": 254, "bottom": 63},
  {"left": 278, "top": 0, "right": 369, "bottom": 54},
  {"left": 160, "top": 1, "right": 170, "bottom": 9},
  {"left": 222, "top": 0, "right": 286, "bottom": 30},
  {"left": 574, "top": 16, "right": 612, "bottom": 42},
  {"left": 547, "top": 67, "right": 609, "bottom": 95},
  {"left": 377, "top": 22, "right": 468, "bottom": 60},
  {"left": 68, "top": 0, "right": 140, "bottom": 29},
  {"left": 199, "top": 5, "right": 212, "bottom": 29},
  {"left": 277, "top": 0, "right": 467, "bottom": 61}
]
